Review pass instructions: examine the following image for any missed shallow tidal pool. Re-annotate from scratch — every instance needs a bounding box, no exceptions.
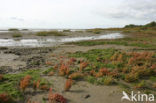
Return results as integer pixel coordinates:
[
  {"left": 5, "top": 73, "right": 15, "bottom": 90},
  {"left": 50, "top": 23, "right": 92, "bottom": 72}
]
[{"left": 0, "top": 33, "right": 124, "bottom": 47}]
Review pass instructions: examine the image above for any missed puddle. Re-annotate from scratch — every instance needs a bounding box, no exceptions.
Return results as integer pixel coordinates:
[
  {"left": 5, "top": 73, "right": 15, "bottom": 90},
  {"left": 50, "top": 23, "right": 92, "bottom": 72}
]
[{"left": 0, "top": 33, "right": 124, "bottom": 47}]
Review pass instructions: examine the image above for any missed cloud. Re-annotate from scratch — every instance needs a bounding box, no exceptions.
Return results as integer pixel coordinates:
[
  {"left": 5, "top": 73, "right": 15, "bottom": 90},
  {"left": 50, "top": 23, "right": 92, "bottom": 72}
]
[
  {"left": 94, "top": 0, "right": 156, "bottom": 21},
  {"left": 10, "top": 17, "right": 24, "bottom": 21},
  {"left": 0, "top": 0, "right": 155, "bottom": 28}
]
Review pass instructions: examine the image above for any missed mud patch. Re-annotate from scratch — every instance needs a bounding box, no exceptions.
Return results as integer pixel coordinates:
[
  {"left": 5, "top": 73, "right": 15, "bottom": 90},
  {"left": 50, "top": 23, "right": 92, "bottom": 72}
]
[
  {"left": 0, "top": 66, "right": 13, "bottom": 74},
  {"left": 26, "top": 56, "right": 45, "bottom": 68},
  {"left": 4, "top": 47, "right": 53, "bottom": 56}
]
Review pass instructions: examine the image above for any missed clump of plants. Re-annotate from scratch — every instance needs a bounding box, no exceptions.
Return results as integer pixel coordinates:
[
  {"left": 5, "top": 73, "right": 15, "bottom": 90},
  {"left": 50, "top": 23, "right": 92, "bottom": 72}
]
[
  {"left": 68, "top": 49, "right": 156, "bottom": 89},
  {"left": 0, "top": 69, "right": 50, "bottom": 102},
  {"left": 134, "top": 80, "right": 147, "bottom": 89},
  {"left": 12, "top": 33, "right": 22, "bottom": 38},
  {"left": 8, "top": 28, "right": 19, "bottom": 31},
  {"left": 20, "top": 75, "right": 32, "bottom": 92},
  {"left": 97, "top": 76, "right": 115, "bottom": 85},
  {"left": 43, "top": 67, "right": 54, "bottom": 75},
  {"left": 59, "top": 63, "right": 70, "bottom": 76},
  {"left": 64, "top": 79, "right": 73, "bottom": 91},
  {"left": 0, "top": 93, "right": 15, "bottom": 103},
  {"left": 86, "top": 29, "right": 101, "bottom": 34},
  {"left": 79, "top": 61, "right": 88, "bottom": 72},
  {"left": 63, "top": 29, "right": 70, "bottom": 32},
  {"left": 68, "top": 72, "right": 84, "bottom": 80},
  {"left": 0, "top": 74, "right": 3, "bottom": 81},
  {"left": 153, "top": 83, "right": 156, "bottom": 88},
  {"left": 33, "top": 79, "right": 40, "bottom": 91},
  {"left": 48, "top": 88, "right": 67, "bottom": 103},
  {"left": 125, "top": 73, "right": 138, "bottom": 82}
]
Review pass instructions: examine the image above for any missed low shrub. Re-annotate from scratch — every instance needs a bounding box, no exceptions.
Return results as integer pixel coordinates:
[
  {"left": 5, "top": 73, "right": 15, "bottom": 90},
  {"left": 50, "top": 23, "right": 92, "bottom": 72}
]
[
  {"left": 12, "top": 33, "right": 22, "bottom": 38},
  {"left": 64, "top": 79, "right": 73, "bottom": 91},
  {"left": 40, "top": 85, "right": 49, "bottom": 91},
  {"left": 0, "top": 93, "right": 15, "bottom": 103},
  {"left": 8, "top": 28, "right": 19, "bottom": 31},
  {"left": 63, "top": 29, "right": 70, "bottom": 32},
  {"left": 59, "top": 63, "right": 70, "bottom": 76},
  {"left": 103, "top": 76, "right": 114, "bottom": 85},
  {"left": 48, "top": 71, "right": 55, "bottom": 76},
  {"left": 48, "top": 88, "right": 67, "bottom": 103},
  {"left": 86, "top": 76, "right": 96, "bottom": 84},
  {"left": 68, "top": 72, "right": 84, "bottom": 80},
  {"left": 152, "top": 83, "right": 156, "bottom": 88},
  {"left": 134, "top": 80, "right": 146, "bottom": 89},
  {"left": 93, "top": 30, "right": 101, "bottom": 34},
  {"left": 97, "top": 76, "right": 114, "bottom": 85},
  {"left": 0, "top": 74, "right": 3, "bottom": 81},
  {"left": 125, "top": 73, "right": 138, "bottom": 82},
  {"left": 79, "top": 62, "right": 88, "bottom": 72},
  {"left": 20, "top": 75, "right": 32, "bottom": 92},
  {"left": 99, "top": 68, "right": 110, "bottom": 75},
  {"left": 33, "top": 79, "right": 40, "bottom": 90}
]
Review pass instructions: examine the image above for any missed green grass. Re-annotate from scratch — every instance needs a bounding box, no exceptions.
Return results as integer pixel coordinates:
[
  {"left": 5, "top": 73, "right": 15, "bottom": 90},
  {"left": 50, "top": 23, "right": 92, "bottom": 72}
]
[
  {"left": 97, "top": 76, "right": 115, "bottom": 85},
  {"left": 86, "top": 76, "right": 96, "bottom": 84},
  {"left": 150, "top": 76, "right": 156, "bottom": 82},
  {"left": 86, "top": 76, "right": 115, "bottom": 85},
  {"left": 0, "top": 69, "right": 41, "bottom": 99},
  {"left": 42, "top": 67, "right": 54, "bottom": 74},
  {"left": 67, "top": 37, "right": 156, "bottom": 49},
  {"left": 68, "top": 40, "right": 128, "bottom": 46},
  {"left": 36, "top": 31, "right": 66, "bottom": 36},
  {"left": 134, "top": 80, "right": 147, "bottom": 89},
  {"left": 70, "top": 49, "right": 122, "bottom": 69}
]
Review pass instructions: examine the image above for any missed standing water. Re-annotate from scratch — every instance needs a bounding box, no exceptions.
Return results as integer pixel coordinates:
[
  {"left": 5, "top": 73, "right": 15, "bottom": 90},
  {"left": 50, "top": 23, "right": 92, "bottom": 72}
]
[{"left": 0, "top": 33, "right": 124, "bottom": 47}]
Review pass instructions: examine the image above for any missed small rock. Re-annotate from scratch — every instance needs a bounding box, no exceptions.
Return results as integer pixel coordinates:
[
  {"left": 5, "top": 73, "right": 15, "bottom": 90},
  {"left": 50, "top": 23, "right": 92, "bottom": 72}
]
[{"left": 84, "top": 94, "right": 90, "bottom": 99}]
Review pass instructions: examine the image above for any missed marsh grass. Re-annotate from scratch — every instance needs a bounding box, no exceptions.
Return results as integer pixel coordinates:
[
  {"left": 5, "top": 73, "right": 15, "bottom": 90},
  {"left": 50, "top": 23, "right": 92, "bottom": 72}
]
[
  {"left": 42, "top": 67, "right": 54, "bottom": 74},
  {"left": 86, "top": 76, "right": 96, "bottom": 84},
  {"left": 97, "top": 76, "right": 115, "bottom": 85},
  {"left": 69, "top": 48, "right": 156, "bottom": 94},
  {"left": 63, "top": 29, "right": 70, "bottom": 32},
  {"left": 36, "top": 31, "right": 66, "bottom": 36},
  {"left": 8, "top": 28, "right": 19, "bottom": 31},
  {"left": 0, "top": 69, "right": 44, "bottom": 100},
  {"left": 67, "top": 36, "right": 156, "bottom": 49},
  {"left": 75, "top": 22, "right": 156, "bottom": 49},
  {"left": 12, "top": 33, "right": 22, "bottom": 38},
  {"left": 134, "top": 80, "right": 147, "bottom": 89},
  {"left": 122, "top": 27, "right": 156, "bottom": 35},
  {"left": 86, "top": 75, "right": 115, "bottom": 85},
  {"left": 86, "top": 29, "right": 101, "bottom": 34}
]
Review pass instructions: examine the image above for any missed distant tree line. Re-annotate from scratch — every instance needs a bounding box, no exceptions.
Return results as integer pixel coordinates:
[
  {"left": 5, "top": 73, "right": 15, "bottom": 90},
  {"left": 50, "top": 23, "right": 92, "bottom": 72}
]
[{"left": 124, "top": 21, "right": 156, "bottom": 28}]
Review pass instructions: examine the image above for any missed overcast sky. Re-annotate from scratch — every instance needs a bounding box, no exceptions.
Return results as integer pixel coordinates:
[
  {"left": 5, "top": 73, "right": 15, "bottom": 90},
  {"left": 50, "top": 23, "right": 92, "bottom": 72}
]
[{"left": 0, "top": 0, "right": 156, "bottom": 29}]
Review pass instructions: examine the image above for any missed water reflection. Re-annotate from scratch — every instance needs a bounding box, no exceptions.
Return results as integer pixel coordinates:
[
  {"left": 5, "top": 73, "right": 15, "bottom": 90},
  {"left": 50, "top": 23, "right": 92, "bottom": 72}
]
[{"left": 0, "top": 33, "right": 124, "bottom": 47}]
